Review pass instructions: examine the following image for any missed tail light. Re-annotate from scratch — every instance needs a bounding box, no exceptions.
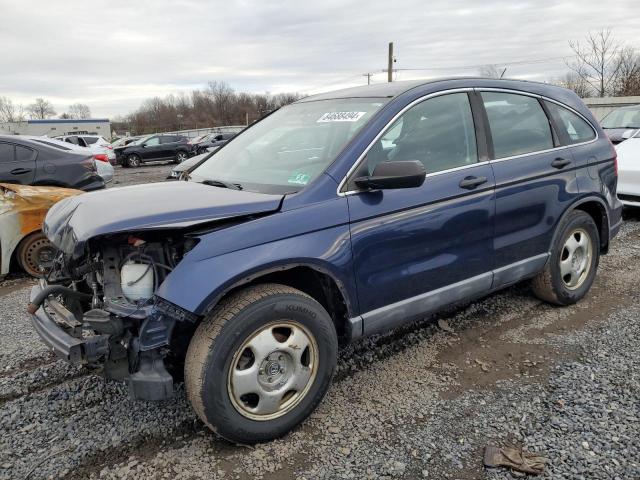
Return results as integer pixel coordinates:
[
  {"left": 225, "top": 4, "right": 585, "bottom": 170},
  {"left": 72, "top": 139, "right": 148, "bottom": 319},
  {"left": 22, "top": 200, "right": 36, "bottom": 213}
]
[
  {"left": 81, "top": 157, "right": 97, "bottom": 171},
  {"left": 608, "top": 138, "right": 618, "bottom": 176},
  {"left": 94, "top": 154, "right": 110, "bottom": 163}
]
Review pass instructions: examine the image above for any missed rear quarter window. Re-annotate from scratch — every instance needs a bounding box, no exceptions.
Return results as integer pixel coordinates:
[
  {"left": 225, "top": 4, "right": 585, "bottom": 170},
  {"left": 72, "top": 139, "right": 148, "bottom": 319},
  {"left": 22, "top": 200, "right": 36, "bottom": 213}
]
[{"left": 544, "top": 101, "right": 596, "bottom": 145}]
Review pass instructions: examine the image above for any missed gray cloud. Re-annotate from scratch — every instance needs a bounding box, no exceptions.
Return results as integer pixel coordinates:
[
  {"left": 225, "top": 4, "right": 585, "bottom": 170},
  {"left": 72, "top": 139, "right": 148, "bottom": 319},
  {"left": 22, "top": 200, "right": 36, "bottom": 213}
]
[{"left": 0, "top": 0, "right": 638, "bottom": 117}]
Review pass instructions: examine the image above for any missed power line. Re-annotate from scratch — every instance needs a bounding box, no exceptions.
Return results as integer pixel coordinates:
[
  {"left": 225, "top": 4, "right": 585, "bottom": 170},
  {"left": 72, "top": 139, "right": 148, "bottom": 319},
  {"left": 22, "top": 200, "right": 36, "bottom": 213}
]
[{"left": 385, "top": 54, "right": 579, "bottom": 72}]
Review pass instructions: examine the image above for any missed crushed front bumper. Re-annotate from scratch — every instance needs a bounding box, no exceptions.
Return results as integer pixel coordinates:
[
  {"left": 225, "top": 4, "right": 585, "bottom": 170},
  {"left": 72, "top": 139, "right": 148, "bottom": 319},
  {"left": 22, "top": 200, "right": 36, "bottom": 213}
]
[
  {"left": 29, "top": 284, "right": 108, "bottom": 364},
  {"left": 28, "top": 282, "right": 189, "bottom": 401}
]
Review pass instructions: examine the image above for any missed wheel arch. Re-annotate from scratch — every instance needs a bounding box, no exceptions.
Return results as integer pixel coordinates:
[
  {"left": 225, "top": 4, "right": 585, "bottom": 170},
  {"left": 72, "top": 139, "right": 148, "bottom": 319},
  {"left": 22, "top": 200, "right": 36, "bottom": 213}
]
[
  {"left": 554, "top": 196, "right": 610, "bottom": 254},
  {"left": 203, "top": 263, "right": 355, "bottom": 345}
]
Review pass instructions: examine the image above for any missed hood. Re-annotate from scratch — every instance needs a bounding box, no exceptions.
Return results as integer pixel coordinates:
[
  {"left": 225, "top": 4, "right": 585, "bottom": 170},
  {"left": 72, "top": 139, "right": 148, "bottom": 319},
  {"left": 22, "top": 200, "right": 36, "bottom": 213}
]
[{"left": 44, "top": 181, "right": 283, "bottom": 256}]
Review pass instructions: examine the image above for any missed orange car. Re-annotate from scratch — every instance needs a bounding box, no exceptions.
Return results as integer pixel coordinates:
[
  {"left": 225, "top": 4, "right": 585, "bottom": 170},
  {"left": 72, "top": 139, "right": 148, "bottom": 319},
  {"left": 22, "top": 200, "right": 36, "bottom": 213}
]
[{"left": 0, "top": 183, "right": 82, "bottom": 277}]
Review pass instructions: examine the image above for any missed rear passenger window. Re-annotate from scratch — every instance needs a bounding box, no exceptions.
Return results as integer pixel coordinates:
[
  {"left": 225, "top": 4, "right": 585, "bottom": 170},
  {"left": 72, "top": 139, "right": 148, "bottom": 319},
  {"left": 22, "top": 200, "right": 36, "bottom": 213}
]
[
  {"left": 360, "top": 92, "right": 478, "bottom": 176},
  {"left": 0, "top": 143, "right": 14, "bottom": 162},
  {"left": 15, "top": 145, "right": 35, "bottom": 161},
  {"left": 544, "top": 101, "right": 595, "bottom": 145},
  {"left": 82, "top": 137, "right": 99, "bottom": 145},
  {"left": 482, "top": 92, "right": 554, "bottom": 158}
]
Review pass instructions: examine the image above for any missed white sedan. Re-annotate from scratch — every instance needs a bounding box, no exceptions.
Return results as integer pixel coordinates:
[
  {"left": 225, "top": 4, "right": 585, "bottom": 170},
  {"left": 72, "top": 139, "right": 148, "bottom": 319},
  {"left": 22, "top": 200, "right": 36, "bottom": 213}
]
[{"left": 616, "top": 129, "right": 640, "bottom": 207}]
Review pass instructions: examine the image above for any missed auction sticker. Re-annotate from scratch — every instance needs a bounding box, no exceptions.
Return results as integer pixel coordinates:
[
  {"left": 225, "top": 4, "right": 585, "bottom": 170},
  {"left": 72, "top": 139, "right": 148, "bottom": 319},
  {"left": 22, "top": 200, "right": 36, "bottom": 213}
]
[
  {"left": 317, "top": 111, "right": 366, "bottom": 122},
  {"left": 288, "top": 172, "right": 311, "bottom": 185}
]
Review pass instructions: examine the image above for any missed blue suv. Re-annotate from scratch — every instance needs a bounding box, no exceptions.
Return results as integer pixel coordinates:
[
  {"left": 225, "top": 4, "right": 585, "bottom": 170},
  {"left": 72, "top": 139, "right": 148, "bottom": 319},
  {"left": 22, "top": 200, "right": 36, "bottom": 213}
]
[{"left": 28, "top": 78, "right": 621, "bottom": 443}]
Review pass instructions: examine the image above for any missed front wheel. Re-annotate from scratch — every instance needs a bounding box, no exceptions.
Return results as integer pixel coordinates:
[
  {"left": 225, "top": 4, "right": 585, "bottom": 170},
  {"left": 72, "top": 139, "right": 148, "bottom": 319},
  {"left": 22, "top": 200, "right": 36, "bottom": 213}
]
[
  {"left": 532, "top": 210, "right": 600, "bottom": 305},
  {"left": 185, "top": 284, "right": 338, "bottom": 443}
]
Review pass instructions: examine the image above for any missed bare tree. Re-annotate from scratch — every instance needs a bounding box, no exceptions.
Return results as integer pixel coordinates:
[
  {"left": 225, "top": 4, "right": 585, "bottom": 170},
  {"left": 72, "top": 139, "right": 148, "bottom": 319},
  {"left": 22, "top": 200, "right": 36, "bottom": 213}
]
[
  {"left": 27, "top": 98, "right": 56, "bottom": 119},
  {"left": 613, "top": 47, "right": 640, "bottom": 96},
  {"left": 112, "top": 82, "right": 302, "bottom": 135},
  {"left": 567, "top": 29, "right": 622, "bottom": 97},
  {"left": 67, "top": 103, "right": 91, "bottom": 119},
  {"left": 556, "top": 72, "right": 591, "bottom": 98},
  {"left": 479, "top": 65, "right": 506, "bottom": 79},
  {"left": 0, "top": 96, "right": 25, "bottom": 122}
]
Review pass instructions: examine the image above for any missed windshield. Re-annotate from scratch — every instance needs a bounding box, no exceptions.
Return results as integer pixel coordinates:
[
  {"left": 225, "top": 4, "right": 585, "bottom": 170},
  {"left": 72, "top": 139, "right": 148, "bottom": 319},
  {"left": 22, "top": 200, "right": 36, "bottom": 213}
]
[
  {"left": 601, "top": 107, "right": 640, "bottom": 129},
  {"left": 189, "top": 98, "right": 388, "bottom": 194},
  {"left": 131, "top": 135, "right": 153, "bottom": 146}
]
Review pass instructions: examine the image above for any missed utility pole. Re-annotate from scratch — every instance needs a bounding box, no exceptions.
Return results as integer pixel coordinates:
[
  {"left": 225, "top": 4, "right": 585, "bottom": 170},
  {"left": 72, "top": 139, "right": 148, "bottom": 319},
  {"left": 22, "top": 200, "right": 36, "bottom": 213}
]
[
  {"left": 387, "top": 42, "right": 394, "bottom": 82},
  {"left": 363, "top": 73, "right": 373, "bottom": 85}
]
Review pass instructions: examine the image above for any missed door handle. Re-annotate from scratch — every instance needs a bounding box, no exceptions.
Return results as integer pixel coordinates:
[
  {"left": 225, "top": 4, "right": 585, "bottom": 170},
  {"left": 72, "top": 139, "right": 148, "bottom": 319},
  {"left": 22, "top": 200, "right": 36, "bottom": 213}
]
[
  {"left": 551, "top": 157, "right": 571, "bottom": 169},
  {"left": 459, "top": 176, "right": 488, "bottom": 190},
  {"left": 10, "top": 168, "right": 31, "bottom": 175}
]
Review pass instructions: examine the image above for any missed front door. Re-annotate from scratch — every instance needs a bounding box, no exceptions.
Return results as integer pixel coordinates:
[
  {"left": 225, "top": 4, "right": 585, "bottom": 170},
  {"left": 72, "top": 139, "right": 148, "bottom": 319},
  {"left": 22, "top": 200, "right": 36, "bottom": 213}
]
[
  {"left": 345, "top": 92, "right": 496, "bottom": 335},
  {"left": 141, "top": 136, "right": 162, "bottom": 160}
]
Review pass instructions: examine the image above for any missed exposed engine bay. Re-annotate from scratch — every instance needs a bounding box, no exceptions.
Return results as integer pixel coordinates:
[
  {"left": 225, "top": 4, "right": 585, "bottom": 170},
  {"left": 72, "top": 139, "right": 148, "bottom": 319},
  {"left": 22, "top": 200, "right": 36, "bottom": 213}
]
[{"left": 28, "top": 232, "right": 200, "bottom": 401}]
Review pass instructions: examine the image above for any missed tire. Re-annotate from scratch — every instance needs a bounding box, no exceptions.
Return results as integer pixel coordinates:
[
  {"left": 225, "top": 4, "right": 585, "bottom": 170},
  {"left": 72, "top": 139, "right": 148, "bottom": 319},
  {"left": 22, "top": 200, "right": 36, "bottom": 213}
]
[
  {"left": 185, "top": 283, "right": 338, "bottom": 444},
  {"left": 16, "top": 232, "right": 56, "bottom": 277},
  {"left": 532, "top": 210, "right": 600, "bottom": 305},
  {"left": 126, "top": 154, "right": 141, "bottom": 168},
  {"left": 175, "top": 151, "right": 188, "bottom": 164}
]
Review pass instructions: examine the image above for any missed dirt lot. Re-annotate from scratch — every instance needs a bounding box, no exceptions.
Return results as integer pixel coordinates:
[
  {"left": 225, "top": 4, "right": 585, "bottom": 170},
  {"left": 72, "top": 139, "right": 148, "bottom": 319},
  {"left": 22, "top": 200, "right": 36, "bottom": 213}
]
[{"left": 1, "top": 165, "right": 638, "bottom": 479}]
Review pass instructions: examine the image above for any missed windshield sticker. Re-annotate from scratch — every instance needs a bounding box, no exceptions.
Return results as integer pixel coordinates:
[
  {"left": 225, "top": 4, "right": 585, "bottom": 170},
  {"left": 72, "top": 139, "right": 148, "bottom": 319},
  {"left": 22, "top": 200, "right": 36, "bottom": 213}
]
[
  {"left": 287, "top": 172, "right": 311, "bottom": 185},
  {"left": 317, "top": 111, "right": 366, "bottom": 123}
]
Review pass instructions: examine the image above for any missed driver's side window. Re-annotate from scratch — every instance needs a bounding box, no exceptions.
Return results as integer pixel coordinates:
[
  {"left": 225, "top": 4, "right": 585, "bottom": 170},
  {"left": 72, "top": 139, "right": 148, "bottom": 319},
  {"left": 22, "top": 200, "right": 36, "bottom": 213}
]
[
  {"left": 357, "top": 92, "right": 478, "bottom": 178},
  {"left": 145, "top": 136, "right": 160, "bottom": 146}
]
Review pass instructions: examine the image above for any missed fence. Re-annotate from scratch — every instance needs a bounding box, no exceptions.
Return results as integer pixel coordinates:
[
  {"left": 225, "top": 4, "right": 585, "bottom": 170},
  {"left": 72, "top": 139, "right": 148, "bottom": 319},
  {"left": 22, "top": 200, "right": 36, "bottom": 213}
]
[{"left": 583, "top": 96, "right": 640, "bottom": 121}]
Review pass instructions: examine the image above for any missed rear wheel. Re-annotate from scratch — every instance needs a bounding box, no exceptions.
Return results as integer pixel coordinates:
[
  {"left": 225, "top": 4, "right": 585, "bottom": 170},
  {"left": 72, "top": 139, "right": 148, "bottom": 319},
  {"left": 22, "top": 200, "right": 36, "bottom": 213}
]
[
  {"left": 185, "top": 283, "right": 338, "bottom": 443},
  {"left": 532, "top": 210, "right": 599, "bottom": 305},
  {"left": 17, "top": 232, "right": 55, "bottom": 277},
  {"left": 175, "top": 151, "right": 188, "bottom": 163},
  {"left": 126, "top": 154, "right": 141, "bottom": 167}
]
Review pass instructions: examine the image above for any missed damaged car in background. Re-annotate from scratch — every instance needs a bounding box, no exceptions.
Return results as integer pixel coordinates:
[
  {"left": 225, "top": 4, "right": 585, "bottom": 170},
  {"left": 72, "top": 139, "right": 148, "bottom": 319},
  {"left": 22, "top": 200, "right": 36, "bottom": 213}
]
[
  {"left": 28, "top": 78, "right": 621, "bottom": 444},
  {"left": 0, "top": 183, "right": 81, "bottom": 277}
]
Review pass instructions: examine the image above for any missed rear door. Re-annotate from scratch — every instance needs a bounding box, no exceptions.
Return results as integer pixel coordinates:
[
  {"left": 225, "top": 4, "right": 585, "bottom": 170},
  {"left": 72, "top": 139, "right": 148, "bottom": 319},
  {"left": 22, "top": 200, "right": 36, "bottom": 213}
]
[
  {"left": 160, "top": 135, "right": 179, "bottom": 158},
  {"left": 346, "top": 91, "right": 496, "bottom": 335},
  {"left": 480, "top": 90, "right": 579, "bottom": 287},
  {"left": 0, "top": 141, "right": 36, "bottom": 184}
]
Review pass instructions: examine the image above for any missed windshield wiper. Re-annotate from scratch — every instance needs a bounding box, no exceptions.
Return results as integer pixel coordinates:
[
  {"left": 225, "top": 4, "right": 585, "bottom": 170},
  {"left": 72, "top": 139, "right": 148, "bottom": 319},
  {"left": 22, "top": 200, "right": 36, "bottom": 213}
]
[{"left": 201, "top": 179, "right": 243, "bottom": 190}]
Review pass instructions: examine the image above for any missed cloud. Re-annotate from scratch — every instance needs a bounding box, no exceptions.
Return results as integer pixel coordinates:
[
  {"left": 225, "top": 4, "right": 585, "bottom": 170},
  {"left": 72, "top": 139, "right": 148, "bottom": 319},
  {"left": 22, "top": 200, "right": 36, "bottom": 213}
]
[{"left": 0, "top": 0, "right": 637, "bottom": 117}]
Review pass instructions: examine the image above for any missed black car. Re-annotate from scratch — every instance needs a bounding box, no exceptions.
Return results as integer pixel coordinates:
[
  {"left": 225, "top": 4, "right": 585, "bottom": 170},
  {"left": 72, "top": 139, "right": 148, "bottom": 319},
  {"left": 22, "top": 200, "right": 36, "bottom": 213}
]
[
  {"left": 0, "top": 135, "right": 104, "bottom": 190},
  {"left": 115, "top": 134, "right": 191, "bottom": 167},
  {"left": 191, "top": 132, "right": 235, "bottom": 155}
]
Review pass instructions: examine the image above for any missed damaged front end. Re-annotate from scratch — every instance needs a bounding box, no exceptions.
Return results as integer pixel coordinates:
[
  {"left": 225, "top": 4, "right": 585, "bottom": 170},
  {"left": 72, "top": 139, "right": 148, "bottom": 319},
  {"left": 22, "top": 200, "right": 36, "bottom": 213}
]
[
  {"left": 28, "top": 232, "right": 200, "bottom": 401},
  {"left": 26, "top": 181, "right": 284, "bottom": 401}
]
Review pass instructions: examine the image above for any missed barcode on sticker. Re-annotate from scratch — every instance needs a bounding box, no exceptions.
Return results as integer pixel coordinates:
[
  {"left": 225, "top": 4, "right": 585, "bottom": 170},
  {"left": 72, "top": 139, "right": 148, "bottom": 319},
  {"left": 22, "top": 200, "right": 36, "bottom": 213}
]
[{"left": 317, "top": 112, "right": 366, "bottom": 122}]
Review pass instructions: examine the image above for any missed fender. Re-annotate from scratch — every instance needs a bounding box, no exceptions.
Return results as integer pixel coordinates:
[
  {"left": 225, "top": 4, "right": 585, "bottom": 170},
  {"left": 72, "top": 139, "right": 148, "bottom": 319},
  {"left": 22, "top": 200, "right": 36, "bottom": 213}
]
[
  {"left": 548, "top": 194, "right": 611, "bottom": 255},
  {"left": 155, "top": 222, "right": 358, "bottom": 318},
  {"left": 203, "top": 260, "right": 355, "bottom": 317}
]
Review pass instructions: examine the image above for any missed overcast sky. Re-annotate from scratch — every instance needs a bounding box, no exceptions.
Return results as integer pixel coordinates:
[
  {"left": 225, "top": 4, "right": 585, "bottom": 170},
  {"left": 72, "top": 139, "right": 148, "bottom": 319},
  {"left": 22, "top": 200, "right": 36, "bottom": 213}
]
[{"left": 1, "top": 0, "right": 639, "bottom": 118}]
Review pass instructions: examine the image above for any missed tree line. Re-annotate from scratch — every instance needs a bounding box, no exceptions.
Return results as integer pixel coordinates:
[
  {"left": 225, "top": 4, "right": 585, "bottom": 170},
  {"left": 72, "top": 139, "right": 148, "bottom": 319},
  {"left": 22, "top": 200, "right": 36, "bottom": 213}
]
[
  {"left": 112, "top": 81, "right": 302, "bottom": 135},
  {"left": 0, "top": 97, "right": 92, "bottom": 122}
]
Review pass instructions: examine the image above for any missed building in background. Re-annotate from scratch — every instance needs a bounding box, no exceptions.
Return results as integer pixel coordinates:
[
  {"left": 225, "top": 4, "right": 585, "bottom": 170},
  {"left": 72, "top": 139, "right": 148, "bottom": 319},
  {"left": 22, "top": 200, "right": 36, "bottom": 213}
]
[{"left": 0, "top": 118, "right": 111, "bottom": 139}]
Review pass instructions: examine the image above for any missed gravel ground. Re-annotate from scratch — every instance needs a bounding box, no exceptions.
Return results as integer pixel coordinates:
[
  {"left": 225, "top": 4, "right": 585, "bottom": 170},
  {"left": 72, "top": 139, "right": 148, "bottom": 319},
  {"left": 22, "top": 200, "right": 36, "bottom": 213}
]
[{"left": 1, "top": 166, "right": 639, "bottom": 479}]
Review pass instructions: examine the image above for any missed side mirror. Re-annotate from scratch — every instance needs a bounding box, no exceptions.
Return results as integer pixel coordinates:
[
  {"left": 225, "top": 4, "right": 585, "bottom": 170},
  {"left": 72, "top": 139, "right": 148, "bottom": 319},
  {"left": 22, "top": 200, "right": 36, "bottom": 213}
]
[
  {"left": 622, "top": 129, "right": 636, "bottom": 140},
  {"left": 354, "top": 160, "right": 426, "bottom": 190}
]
